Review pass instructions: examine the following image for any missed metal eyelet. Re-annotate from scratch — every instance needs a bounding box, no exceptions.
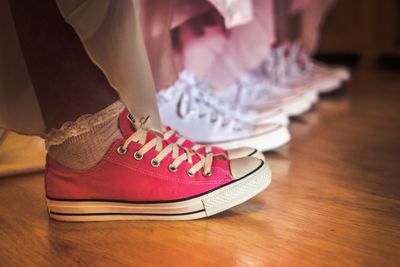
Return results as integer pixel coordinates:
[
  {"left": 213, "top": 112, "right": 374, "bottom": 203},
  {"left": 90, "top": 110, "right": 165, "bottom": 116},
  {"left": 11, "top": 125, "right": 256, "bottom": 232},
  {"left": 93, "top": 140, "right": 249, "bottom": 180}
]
[
  {"left": 133, "top": 151, "right": 143, "bottom": 160},
  {"left": 150, "top": 158, "right": 160, "bottom": 167},
  {"left": 168, "top": 165, "right": 177, "bottom": 172},
  {"left": 117, "top": 146, "right": 127, "bottom": 155},
  {"left": 186, "top": 170, "right": 194, "bottom": 177},
  {"left": 203, "top": 171, "right": 212, "bottom": 177}
]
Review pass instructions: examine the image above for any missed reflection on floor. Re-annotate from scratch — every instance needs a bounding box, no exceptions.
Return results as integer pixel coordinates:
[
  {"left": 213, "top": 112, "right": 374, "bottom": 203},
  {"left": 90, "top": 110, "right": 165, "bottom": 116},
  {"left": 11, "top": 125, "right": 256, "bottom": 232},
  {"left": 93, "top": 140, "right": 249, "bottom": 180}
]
[{"left": 0, "top": 70, "right": 399, "bottom": 266}]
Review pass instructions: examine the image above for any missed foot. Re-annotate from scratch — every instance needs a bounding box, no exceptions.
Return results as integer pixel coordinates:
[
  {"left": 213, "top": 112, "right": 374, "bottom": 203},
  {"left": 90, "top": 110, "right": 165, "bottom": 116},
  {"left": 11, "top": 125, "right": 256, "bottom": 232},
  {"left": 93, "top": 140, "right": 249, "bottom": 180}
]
[
  {"left": 45, "top": 109, "right": 271, "bottom": 221},
  {"left": 269, "top": 43, "right": 349, "bottom": 94},
  {"left": 157, "top": 81, "right": 291, "bottom": 152},
  {"left": 179, "top": 70, "right": 289, "bottom": 126},
  {"left": 233, "top": 71, "right": 314, "bottom": 117}
]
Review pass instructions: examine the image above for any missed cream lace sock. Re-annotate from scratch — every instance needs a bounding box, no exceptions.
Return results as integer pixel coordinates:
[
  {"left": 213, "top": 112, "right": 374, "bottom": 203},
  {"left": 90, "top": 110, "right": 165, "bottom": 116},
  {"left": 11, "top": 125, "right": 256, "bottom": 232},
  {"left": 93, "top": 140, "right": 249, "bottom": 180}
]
[{"left": 45, "top": 101, "right": 124, "bottom": 170}]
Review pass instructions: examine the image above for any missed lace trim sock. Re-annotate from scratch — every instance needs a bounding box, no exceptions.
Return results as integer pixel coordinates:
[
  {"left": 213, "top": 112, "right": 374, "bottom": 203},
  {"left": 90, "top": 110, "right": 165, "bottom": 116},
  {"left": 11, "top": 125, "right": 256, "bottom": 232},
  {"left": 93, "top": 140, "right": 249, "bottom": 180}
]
[{"left": 45, "top": 100, "right": 124, "bottom": 170}]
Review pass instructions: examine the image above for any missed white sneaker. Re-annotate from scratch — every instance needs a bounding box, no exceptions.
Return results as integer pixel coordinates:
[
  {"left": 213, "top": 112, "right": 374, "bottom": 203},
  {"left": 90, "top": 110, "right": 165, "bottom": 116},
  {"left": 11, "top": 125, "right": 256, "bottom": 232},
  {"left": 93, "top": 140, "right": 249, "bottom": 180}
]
[
  {"left": 223, "top": 69, "right": 314, "bottom": 117},
  {"left": 265, "top": 45, "right": 322, "bottom": 103},
  {"left": 311, "top": 64, "right": 350, "bottom": 93},
  {"left": 179, "top": 71, "right": 289, "bottom": 126},
  {"left": 272, "top": 43, "right": 350, "bottom": 94},
  {"left": 157, "top": 81, "right": 291, "bottom": 152},
  {"left": 291, "top": 42, "right": 351, "bottom": 82}
]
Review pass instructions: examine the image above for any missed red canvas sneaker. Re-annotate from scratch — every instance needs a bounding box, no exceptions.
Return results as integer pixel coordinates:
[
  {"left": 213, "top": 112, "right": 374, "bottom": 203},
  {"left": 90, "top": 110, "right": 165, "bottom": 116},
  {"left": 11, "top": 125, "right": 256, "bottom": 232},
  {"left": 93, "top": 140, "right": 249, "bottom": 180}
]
[
  {"left": 45, "top": 109, "right": 271, "bottom": 221},
  {"left": 162, "top": 126, "right": 265, "bottom": 161}
]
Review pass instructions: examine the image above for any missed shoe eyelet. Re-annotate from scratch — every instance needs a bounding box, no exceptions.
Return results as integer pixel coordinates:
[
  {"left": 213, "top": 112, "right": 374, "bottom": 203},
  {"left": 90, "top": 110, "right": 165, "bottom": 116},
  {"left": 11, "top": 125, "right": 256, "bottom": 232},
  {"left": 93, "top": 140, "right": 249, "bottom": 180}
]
[
  {"left": 117, "top": 146, "right": 127, "bottom": 155},
  {"left": 133, "top": 151, "right": 143, "bottom": 160},
  {"left": 168, "top": 165, "right": 177, "bottom": 172},
  {"left": 186, "top": 170, "right": 194, "bottom": 177},
  {"left": 203, "top": 171, "right": 212, "bottom": 177},
  {"left": 150, "top": 158, "right": 160, "bottom": 167}
]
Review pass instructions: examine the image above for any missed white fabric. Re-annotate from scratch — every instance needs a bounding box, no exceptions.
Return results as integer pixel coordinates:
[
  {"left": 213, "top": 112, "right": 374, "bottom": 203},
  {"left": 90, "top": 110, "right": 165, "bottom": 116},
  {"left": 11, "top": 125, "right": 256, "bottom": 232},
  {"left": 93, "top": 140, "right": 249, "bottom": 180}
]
[{"left": 207, "top": 0, "right": 254, "bottom": 29}]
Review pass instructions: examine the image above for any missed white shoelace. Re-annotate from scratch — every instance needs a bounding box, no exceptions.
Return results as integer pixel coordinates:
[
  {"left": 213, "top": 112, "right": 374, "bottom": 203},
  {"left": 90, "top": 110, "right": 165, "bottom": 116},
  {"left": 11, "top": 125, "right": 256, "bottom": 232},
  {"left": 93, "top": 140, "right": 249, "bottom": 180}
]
[
  {"left": 118, "top": 115, "right": 213, "bottom": 176},
  {"left": 160, "top": 80, "right": 248, "bottom": 132},
  {"left": 238, "top": 69, "right": 286, "bottom": 101},
  {"left": 163, "top": 127, "right": 213, "bottom": 154},
  {"left": 268, "top": 44, "right": 315, "bottom": 83},
  {"left": 180, "top": 72, "right": 259, "bottom": 117},
  {"left": 195, "top": 82, "right": 261, "bottom": 117}
]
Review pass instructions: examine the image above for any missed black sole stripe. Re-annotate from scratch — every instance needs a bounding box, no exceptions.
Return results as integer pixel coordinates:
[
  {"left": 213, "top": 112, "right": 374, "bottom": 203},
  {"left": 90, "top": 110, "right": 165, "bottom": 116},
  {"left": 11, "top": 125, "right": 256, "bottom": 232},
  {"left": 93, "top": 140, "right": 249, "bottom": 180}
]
[
  {"left": 247, "top": 149, "right": 258, "bottom": 157},
  {"left": 50, "top": 209, "right": 205, "bottom": 217},
  {"left": 47, "top": 160, "right": 264, "bottom": 204}
]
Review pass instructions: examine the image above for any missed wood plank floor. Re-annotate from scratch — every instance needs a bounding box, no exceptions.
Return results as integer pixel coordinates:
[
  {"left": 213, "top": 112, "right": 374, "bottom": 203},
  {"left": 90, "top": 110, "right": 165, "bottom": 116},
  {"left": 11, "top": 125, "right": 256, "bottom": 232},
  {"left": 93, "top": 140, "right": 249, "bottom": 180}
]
[{"left": 0, "top": 70, "right": 399, "bottom": 267}]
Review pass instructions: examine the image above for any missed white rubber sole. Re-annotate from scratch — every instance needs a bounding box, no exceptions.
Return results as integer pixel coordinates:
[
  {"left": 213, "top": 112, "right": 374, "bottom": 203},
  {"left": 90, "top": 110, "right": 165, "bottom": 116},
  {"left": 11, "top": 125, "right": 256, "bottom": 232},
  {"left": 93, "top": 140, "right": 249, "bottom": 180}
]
[
  {"left": 340, "top": 72, "right": 351, "bottom": 81},
  {"left": 314, "top": 78, "right": 342, "bottom": 94},
  {"left": 259, "top": 110, "right": 289, "bottom": 126},
  {"left": 283, "top": 95, "right": 312, "bottom": 117},
  {"left": 320, "top": 65, "right": 350, "bottom": 82},
  {"left": 305, "top": 90, "right": 319, "bottom": 105},
  {"left": 212, "top": 125, "right": 291, "bottom": 152},
  {"left": 46, "top": 161, "right": 271, "bottom": 222}
]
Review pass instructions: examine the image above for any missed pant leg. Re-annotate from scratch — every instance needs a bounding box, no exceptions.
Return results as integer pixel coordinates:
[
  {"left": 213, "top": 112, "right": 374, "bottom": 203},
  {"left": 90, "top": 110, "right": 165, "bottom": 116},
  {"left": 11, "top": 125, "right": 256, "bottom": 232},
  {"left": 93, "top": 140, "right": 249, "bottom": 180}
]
[
  {"left": 291, "top": 0, "right": 336, "bottom": 53},
  {"left": 57, "top": 0, "right": 162, "bottom": 130}
]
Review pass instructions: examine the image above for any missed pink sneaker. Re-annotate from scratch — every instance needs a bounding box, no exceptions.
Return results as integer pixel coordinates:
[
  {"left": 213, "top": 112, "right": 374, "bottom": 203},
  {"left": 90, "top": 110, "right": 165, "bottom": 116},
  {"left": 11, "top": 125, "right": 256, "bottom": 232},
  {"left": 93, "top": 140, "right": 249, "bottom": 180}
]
[
  {"left": 46, "top": 109, "right": 271, "bottom": 221},
  {"left": 162, "top": 126, "right": 265, "bottom": 161}
]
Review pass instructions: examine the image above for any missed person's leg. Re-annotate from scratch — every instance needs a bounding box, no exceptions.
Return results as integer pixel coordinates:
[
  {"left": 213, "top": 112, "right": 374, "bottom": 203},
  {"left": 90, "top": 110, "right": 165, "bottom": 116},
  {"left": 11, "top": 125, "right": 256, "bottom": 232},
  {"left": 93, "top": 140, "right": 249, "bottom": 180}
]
[
  {"left": 140, "top": 0, "right": 178, "bottom": 91},
  {"left": 275, "top": 0, "right": 293, "bottom": 43},
  {"left": 9, "top": 0, "right": 123, "bottom": 169},
  {"left": 9, "top": 0, "right": 119, "bottom": 132},
  {"left": 203, "top": 0, "right": 276, "bottom": 90},
  {"left": 298, "top": 0, "right": 336, "bottom": 54},
  {"left": 179, "top": 13, "right": 229, "bottom": 88}
]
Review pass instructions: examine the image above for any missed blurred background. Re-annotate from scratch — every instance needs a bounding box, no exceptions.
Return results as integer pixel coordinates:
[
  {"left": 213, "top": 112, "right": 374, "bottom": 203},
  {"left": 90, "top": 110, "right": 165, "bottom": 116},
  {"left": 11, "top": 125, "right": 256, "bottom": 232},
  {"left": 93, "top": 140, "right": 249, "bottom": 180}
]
[{"left": 317, "top": 0, "right": 400, "bottom": 69}]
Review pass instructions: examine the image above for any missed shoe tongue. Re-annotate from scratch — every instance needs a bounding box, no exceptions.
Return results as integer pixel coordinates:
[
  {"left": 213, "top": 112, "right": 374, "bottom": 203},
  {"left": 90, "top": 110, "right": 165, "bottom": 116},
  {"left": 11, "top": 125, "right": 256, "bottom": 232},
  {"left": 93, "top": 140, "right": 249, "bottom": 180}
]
[
  {"left": 118, "top": 108, "right": 160, "bottom": 139},
  {"left": 119, "top": 108, "right": 175, "bottom": 148},
  {"left": 118, "top": 108, "right": 135, "bottom": 138},
  {"left": 119, "top": 109, "right": 222, "bottom": 169},
  {"left": 179, "top": 70, "right": 198, "bottom": 86}
]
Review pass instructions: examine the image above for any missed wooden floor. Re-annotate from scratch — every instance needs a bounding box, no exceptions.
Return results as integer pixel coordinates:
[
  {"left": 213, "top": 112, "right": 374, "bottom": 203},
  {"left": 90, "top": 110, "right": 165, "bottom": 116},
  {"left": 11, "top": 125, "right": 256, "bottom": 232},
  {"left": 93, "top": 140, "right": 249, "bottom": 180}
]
[{"left": 1, "top": 70, "right": 399, "bottom": 266}]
